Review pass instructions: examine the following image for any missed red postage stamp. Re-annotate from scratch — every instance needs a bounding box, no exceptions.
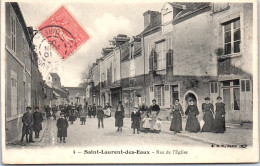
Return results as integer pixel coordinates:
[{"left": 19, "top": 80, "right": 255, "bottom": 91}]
[{"left": 38, "top": 6, "right": 90, "bottom": 59}]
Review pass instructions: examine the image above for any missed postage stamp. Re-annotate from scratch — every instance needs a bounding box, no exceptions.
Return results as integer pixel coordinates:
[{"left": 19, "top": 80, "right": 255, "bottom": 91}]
[
  {"left": 38, "top": 6, "right": 90, "bottom": 59},
  {"left": 1, "top": 0, "right": 259, "bottom": 164}
]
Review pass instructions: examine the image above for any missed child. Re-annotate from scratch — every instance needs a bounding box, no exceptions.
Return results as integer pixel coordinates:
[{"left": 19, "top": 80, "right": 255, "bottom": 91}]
[
  {"left": 153, "top": 118, "right": 162, "bottom": 133},
  {"left": 142, "top": 114, "right": 151, "bottom": 133},
  {"left": 131, "top": 106, "right": 141, "bottom": 134},
  {"left": 80, "top": 110, "right": 87, "bottom": 125},
  {"left": 57, "top": 113, "right": 69, "bottom": 143}
]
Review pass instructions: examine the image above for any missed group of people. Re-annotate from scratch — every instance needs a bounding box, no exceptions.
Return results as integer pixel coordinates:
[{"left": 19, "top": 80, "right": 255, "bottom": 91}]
[
  {"left": 20, "top": 107, "right": 43, "bottom": 143},
  {"left": 21, "top": 96, "right": 226, "bottom": 144},
  {"left": 169, "top": 96, "right": 226, "bottom": 134}
]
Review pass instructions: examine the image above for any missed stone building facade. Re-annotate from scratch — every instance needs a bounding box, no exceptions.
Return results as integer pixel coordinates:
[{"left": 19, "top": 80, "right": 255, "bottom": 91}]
[
  {"left": 86, "top": 2, "right": 253, "bottom": 122},
  {"left": 5, "top": 2, "right": 45, "bottom": 141}
]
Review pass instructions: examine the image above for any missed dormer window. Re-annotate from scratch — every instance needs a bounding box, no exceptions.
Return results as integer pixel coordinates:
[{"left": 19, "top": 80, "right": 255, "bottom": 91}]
[{"left": 162, "top": 10, "right": 173, "bottom": 33}]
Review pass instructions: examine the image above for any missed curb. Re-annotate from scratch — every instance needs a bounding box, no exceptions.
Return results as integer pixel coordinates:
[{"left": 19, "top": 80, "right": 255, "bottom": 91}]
[{"left": 161, "top": 130, "right": 224, "bottom": 145}]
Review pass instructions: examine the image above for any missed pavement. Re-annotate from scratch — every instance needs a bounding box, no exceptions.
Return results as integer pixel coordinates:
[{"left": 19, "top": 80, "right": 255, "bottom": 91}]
[
  {"left": 6, "top": 119, "right": 48, "bottom": 148},
  {"left": 160, "top": 121, "right": 252, "bottom": 146},
  {"left": 6, "top": 117, "right": 252, "bottom": 148}
]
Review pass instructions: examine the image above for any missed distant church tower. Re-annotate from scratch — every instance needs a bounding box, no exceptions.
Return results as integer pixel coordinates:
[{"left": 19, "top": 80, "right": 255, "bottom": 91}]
[{"left": 46, "top": 73, "right": 61, "bottom": 89}]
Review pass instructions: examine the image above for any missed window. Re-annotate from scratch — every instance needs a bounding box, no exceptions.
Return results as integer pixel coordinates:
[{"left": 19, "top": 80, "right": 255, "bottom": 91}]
[
  {"left": 155, "top": 41, "right": 166, "bottom": 70},
  {"left": 221, "top": 80, "right": 240, "bottom": 111},
  {"left": 149, "top": 86, "right": 153, "bottom": 92},
  {"left": 166, "top": 50, "right": 173, "bottom": 67},
  {"left": 241, "top": 79, "right": 251, "bottom": 92},
  {"left": 223, "top": 18, "right": 241, "bottom": 55},
  {"left": 162, "top": 11, "right": 173, "bottom": 33},
  {"left": 11, "top": 15, "right": 16, "bottom": 52},
  {"left": 210, "top": 82, "right": 218, "bottom": 93},
  {"left": 129, "top": 44, "right": 134, "bottom": 59},
  {"left": 165, "top": 85, "right": 169, "bottom": 91},
  {"left": 11, "top": 70, "right": 18, "bottom": 116},
  {"left": 171, "top": 85, "right": 179, "bottom": 104},
  {"left": 155, "top": 85, "right": 165, "bottom": 106},
  {"left": 213, "top": 3, "right": 229, "bottom": 13}
]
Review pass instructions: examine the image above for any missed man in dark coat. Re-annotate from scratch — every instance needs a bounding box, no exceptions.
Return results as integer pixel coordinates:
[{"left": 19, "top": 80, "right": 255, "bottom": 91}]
[
  {"left": 92, "top": 104, "right": 97, "bottom": 118},
  {"left": 115, "top": 101, "right": 125, "bottom": 132},
  {"left": 57, "top": 113, "right": 69, "bottom": 143},
  {"left": 21, "top": 107, "right": 34, "bottom": 143},
  {"left": 33, "top": 107, "right": 43, "bottom": 138},
  {"left": 97, "top": 106, "right": 104, "bottom": 128},
  {"left": 88, "top": 105, "right": 92, "bottom": 118},
  {"left": 149, "top": 99, "right": 160, "bottom": 131},
  {"left": 45, "top": 105, "right": 51, "bottom": 119},
  {"left": 52, "top": 105, "right": 58, "bottom": 120}
]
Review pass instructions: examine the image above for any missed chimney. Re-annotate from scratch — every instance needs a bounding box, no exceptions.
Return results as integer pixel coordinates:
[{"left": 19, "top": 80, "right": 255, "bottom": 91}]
[{"left": 143, "top": 10, "right": 161, "bottom": 29}]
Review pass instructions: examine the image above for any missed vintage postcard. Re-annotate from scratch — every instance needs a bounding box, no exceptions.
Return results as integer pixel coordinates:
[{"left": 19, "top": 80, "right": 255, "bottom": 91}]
[{"left": 1, "top": 0, "right": 259, "bottom": 164}]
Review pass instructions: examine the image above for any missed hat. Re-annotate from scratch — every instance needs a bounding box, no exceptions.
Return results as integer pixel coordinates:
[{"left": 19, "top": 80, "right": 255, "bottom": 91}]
[
  {"left": 204, "top": 97, "right": 210, "bottom": 100},
  {"left": 189, "top": 99, "right": 194, "bottom": 102},
  {"left": 174, "top": 99, "right": 179, "bottom": 101},
  {"left": 152, "top": 99, "right": 156, "bottom": 102},
  {"left": 118, "top": 101, "right": 122, "bottom": 104},
  {"left": 134, "top": 105, "right": 139, "bottom": 108},
  {"left": 26, "top": 106, "right": 32, "bottom": 111},
  {"left": 217, "top": 96, "right": 222, "bottom": 100}
]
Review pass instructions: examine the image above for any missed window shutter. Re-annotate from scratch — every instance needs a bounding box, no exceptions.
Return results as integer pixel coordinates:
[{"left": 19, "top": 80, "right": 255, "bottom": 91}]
[
  {"left": 241, "top": 80, "right": 245, "bottom": 92},
  {"left": 210, "top": 83, "right": 214, "bottom": 93},
  {"left": 149, "top": 55, "right": 153, "bottom": 71},
  {"left": 246, "top": 80, "right": 250, "bottom": 91},
  {"left": 153, "top": 49, "right": 157, "bottom": 70}
]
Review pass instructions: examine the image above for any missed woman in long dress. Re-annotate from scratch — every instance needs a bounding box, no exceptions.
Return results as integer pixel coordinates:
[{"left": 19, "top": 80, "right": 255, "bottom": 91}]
[
  {"left": 185, "top": 99, "right": 200, "bottom": 133},
  {"left": 170, "top": 99, "right": 184, "bottom": 134},
  {"left": 201, "top": 97, "right": 214, "bottom": 132},
  {"left": 214, "top": 96, "right": 226, "bottom": 133},
  {"left": 115, "top": 101, "right": 125, "bottom": 132}
]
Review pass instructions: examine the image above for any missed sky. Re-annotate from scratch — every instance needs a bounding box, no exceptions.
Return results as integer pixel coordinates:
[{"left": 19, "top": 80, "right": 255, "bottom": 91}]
[{"left": 19, "top": 1, "right": 163, "bottom": 87}]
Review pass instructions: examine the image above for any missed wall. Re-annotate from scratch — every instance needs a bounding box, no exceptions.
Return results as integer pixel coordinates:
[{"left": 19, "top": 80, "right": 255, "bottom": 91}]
[{"left": 5, "top": 3, "right": 32, "bottom": 141}]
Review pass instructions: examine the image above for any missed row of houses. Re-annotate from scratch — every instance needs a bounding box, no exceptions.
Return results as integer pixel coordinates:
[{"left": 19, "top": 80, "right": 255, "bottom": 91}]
[
  {"left": 86, "top": 2, "right": 253, "bottom": 122},
  {"left": 5, "top": 2, "right": 51, "bottom": 141},
  {"left": 4, "top": 2, "right": 86, "bottom": 142}
]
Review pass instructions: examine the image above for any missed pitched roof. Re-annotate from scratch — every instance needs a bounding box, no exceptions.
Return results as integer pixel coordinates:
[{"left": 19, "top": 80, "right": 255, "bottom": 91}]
[
  {"left": 49, "top": 72, "right": 60, "bottom": 78},
  {"left": 65, "top": 87, "right": 86, "bottom": 96},
  {"left": 172, "top": 2, "right": 211, "bottom": 20},
  {"left": 53, "top": 88, "right": 68, "bottom": 98}
]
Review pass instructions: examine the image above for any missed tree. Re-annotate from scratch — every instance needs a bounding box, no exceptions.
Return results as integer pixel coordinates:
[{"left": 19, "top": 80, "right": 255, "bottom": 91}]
[{"left": 79, "top": 64, "right": 92, "bottom": 88}]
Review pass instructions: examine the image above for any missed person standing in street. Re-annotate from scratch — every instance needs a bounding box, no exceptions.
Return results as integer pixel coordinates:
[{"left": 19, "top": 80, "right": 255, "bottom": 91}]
[
  {"left": 115, "top": 101, "right": 125, "bottom": 132},
  {"left": 214, "top": 96, "right": 226, "bottom": 133},
  {"left": 149, "top": 99, "right": 160, "bottom": 131},
  {"left": 52, "top": 105, "right": 58, "bottom": 120},
  {"left": 201, "top": 97, "right": 214, "bottom": 132},
  {"left": 131, "top": 106, "right": 141, "bottom": 134},
  {"left": 97, "top": 106, "right": 105, "bottom": 128},
  {"left": 170, "top": 99, "right": 184, "bottom": 134},
  {"left": 185, "top": 99, "right": 200, "bottom": 133},
  {"left": 88, "top": 105, "right": 92, "bottom": 118},
  {"left": 45, "top": 105, "right": 51, "bottom": 119},
  {"left": 80, "top": 109, "right": 87, "bottom": 125},
  {"left": 57, "top": 113, "right": 69, "bottom": 143},
  {"left": 20, "top": 107, "right": 34, "bottom": 143},
  {"left": 92, "top": 104, "right": 97, "bottom": 118},
  {"left": 33, "top": 107, "right": 43, "bottom": 139}
]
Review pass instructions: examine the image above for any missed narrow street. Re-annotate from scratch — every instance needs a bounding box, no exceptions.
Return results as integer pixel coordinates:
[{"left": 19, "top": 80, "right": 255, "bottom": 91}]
[{"left": 8, "top": 117, "right": 210, "bottom": 148}]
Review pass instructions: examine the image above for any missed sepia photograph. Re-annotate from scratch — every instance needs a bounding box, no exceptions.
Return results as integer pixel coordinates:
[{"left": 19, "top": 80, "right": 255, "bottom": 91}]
[{"left": 1, "top": 0, "right": 259, "bottom": 164}]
